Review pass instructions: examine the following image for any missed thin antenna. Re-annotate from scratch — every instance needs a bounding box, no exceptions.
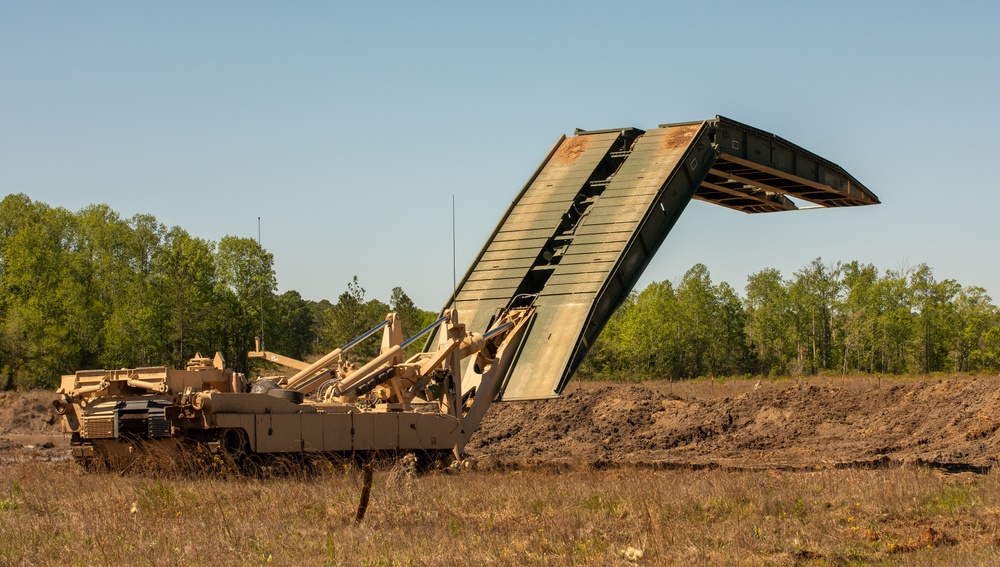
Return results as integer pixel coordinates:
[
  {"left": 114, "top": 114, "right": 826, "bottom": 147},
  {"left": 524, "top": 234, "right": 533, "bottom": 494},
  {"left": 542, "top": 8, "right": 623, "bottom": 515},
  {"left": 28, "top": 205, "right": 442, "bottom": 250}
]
[
  {"left": 452, "top": 195, "right": 457, "bottom": 292},
  {"left": 258, "top": 216, "right": 264, "bottom": 350}
]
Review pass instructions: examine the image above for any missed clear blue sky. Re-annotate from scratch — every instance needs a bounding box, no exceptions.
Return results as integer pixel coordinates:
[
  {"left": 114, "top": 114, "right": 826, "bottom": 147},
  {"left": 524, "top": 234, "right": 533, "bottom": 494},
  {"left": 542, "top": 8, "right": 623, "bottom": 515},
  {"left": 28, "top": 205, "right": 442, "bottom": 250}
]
[{"left": 3, "top": 2, "right": 999, "bottom": 309}]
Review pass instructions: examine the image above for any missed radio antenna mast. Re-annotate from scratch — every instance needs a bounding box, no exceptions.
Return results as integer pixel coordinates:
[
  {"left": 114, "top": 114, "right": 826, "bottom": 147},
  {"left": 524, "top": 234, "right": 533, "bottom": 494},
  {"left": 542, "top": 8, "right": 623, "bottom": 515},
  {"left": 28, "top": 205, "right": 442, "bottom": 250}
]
[
  {"left": 258, "top": 216, "right": 264, "bottom": 349},
  {"left": 452, "top": 195, "right": 457, "bottom": 292}
]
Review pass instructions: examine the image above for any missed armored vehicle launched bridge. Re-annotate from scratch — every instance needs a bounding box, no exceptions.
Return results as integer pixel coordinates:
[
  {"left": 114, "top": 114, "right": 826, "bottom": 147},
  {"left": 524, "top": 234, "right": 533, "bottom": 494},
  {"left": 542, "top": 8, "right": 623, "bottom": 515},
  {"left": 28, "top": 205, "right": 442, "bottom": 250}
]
[
  {"left": 57, "top": 114, "right": 878, "bottom": 469},
  {"left": 443, "top": 116, "right": 879, "bottom": 401}
]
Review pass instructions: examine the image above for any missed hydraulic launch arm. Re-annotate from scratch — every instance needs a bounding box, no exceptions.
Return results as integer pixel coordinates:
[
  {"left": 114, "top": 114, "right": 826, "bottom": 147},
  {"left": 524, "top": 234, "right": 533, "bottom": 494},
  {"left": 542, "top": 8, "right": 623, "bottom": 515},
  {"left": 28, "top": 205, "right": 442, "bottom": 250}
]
[{"left": 319, "top": 307, "right": 533, "bottom": 417}]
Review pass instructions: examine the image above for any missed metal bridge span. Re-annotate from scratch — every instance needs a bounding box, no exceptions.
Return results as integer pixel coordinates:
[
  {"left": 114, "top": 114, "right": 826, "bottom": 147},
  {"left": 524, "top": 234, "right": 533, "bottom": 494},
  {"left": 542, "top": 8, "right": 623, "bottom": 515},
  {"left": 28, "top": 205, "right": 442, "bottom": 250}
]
[{"left": 439, "top": 116, "right": 879, "bottom": 401}]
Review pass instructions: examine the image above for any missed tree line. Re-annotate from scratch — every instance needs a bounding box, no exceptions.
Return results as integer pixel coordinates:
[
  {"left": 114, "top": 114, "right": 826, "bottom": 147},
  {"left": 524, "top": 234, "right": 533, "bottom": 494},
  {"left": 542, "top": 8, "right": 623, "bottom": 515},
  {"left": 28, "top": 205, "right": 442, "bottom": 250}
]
[
  {"left": 580, "top": 259, "right": 1000, "bottom": 380},
  {"left": 4, "top": 195, "right": 999, "bottom": 390},
  {"left": 0, "top": 195, "right": 434, "bottom": 390}
]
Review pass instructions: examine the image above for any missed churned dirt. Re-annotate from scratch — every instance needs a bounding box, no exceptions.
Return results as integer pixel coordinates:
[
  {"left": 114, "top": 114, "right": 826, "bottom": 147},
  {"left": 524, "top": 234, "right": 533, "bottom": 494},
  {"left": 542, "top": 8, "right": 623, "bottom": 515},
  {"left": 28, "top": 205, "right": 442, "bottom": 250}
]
[
  {"left": 4, "top": 376, "right": 1000, "bottom": 471},
  {"left": 0, "top": 390, "right": 66, "bottom": 461},
  {"left": 467, "top": 375, "right": 1000, "bottom": 471}
]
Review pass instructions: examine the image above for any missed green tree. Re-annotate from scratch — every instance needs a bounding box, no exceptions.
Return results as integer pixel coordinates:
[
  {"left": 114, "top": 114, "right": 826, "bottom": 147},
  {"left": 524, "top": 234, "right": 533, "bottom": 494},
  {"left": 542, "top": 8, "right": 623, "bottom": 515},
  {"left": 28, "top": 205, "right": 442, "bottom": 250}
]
[
  {"left": 673, "top": 265, "right": 749, "bottom": 377},
  {"left": 72, "top": 205, "right": 171, "bottom": 370},
  {"left": 0, "top": 195, "right": 93, "bottom": 387},
  {"left": 152, "top": 227, "right": 217, "bottom": 368},
  {"left": 309, "top": 298, "right": 337, "bottom": 353},
  {"left": 579, "top": 292, "right": 634, "bottom": 378},
  {"left": 99, "top": 214, "right": 166, "bottom": 368},
  {"left": 618, "top": 281, "right": 680, "bottom": 377},
  {"left": 215, "top": 236, "right": 277, "bottom": 372},
  {"left": 953, "top": 286, "right": 998, "bottom": 372},
  {"left": 909, "top": 264, "right": 959, "bottom": 373},
  {"left": 744, "top": 268, "right": 794, "bottom": 375},
  {"left": 675, "top": 265, "right": 714, "bottom": 377},
  {"left": 267, "top": 290, "right": 315, "bottom": 361},
  {"left": 713, "top": 281, "right": 750, "bottom": 376},
  {"left": 326, "top": 277, "right": 390, "bottom": 361},
  {"left": 390, "top": 287, "right": 436, "bottom": 354},
  {"left": 789, "top": 259, "right": 841, "bottom": 374},
  {"left": 982, "top": 324, "right": 1000, "bottom": 371},
  {"left": 871, "top": 269, "right": 913, "bottom": 374},
  {"left": 838, "top": 262, "right": 879, "bottom": 373}
]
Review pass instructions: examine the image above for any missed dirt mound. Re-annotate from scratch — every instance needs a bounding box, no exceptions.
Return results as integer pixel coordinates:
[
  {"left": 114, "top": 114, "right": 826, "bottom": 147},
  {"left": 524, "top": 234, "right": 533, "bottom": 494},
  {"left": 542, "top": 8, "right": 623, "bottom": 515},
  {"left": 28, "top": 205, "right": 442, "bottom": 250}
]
[
  {"left": 0, "top": 391, "right": 61, "bottom": 436},
  {"left": 468, "top": 377, "right": 1000, "bottom": 470},
  {"left": 0, "top": 390, "right": 65, "bottom": 459}
]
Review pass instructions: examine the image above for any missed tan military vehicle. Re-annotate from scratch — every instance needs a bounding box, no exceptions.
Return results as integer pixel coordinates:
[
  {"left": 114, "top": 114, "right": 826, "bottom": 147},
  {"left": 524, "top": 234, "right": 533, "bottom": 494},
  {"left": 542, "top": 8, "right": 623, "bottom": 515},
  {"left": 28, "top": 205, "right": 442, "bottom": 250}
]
[{"left": 56, "top": 307, "right": 533, "bottom": 470}]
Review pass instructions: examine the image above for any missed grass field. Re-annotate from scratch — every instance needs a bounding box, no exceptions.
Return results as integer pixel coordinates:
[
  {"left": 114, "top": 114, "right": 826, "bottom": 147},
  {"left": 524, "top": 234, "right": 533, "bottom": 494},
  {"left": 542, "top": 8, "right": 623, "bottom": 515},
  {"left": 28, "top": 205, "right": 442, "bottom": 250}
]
[{"left": 1, "top": 459, "right": 999, "bottom": 566}]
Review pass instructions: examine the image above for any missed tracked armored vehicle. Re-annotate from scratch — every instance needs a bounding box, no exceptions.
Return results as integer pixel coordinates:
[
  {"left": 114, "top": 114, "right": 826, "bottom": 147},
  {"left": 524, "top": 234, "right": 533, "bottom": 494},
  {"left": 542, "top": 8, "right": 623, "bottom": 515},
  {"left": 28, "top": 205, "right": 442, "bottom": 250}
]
[
  {"left": 55, "top": 116, "right": 879, "bottom": 470},
  {"left": 56, "top": 307, "right": 533, "bottom": 469}
]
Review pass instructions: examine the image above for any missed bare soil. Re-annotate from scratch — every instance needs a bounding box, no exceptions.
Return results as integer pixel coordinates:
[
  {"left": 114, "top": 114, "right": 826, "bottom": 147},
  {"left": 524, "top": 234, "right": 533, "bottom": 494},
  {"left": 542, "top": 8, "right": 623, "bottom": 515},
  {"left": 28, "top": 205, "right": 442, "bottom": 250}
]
[
  {"left": 467, "top": 375, "right": 1000, "bottom": 471},
  {"left": 4, "top": 375, "right": 1000, "bottom": 472},
  {"left": 0, "top": 390, "right": 67, "bottom": 461}
]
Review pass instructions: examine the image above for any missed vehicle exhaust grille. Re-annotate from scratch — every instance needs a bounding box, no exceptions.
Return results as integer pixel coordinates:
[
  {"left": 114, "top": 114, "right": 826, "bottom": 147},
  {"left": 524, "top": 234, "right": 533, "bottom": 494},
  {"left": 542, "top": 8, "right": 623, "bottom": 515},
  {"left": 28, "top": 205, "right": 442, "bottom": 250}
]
[
  {"left": 118, "top": 413, "right": 147, "bottom": 437},
  {"left": 148, "top": 410, "right": 170, "bottom": 438},
  {"left": 82, "top": 416, "right": 115, "bottom": 438}
]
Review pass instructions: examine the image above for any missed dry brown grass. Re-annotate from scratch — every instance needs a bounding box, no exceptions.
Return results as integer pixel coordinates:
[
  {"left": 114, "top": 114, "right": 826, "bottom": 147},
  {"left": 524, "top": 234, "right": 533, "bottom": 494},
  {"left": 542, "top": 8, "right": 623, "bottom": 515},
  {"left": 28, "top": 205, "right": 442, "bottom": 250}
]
[{"left": 1, "top": 459, "right": 999, "bottom": 566}]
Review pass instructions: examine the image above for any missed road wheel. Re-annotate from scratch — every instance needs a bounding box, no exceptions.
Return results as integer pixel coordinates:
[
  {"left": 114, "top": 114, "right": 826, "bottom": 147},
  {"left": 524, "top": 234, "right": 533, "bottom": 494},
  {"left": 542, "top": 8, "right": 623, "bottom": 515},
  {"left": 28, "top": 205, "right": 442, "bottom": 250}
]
[{"left": 220, "top": 429, "right": 250, "bottom": 472}]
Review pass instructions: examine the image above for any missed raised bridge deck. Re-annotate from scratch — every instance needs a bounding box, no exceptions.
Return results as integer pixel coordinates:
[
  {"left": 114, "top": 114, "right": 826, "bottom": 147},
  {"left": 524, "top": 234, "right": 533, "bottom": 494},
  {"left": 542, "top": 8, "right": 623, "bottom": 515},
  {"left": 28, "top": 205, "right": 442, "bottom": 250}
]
[{"left": 439, "top": 116, "right": 879, "bottom": 400}]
